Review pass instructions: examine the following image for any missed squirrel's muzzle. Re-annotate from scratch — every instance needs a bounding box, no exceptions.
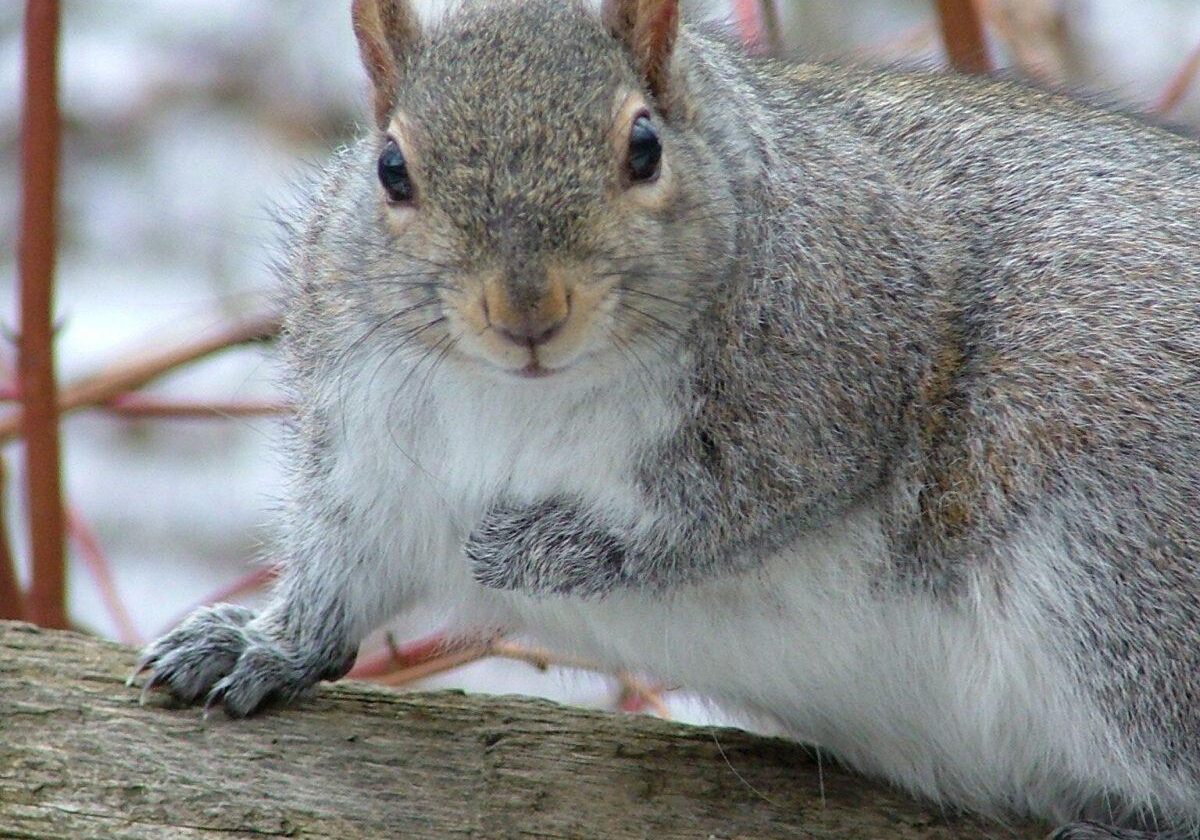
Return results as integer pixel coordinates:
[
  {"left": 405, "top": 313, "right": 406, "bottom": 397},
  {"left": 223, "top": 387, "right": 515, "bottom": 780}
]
[{"left": 482, "top": 275, "right": 570, "bottom": 349}]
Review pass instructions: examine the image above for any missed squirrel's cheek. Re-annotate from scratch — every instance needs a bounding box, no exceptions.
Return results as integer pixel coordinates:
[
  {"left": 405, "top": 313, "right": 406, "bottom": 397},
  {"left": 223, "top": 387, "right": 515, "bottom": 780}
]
[{"left": 380, "top": 202, "right": 418, "bottom": 235}]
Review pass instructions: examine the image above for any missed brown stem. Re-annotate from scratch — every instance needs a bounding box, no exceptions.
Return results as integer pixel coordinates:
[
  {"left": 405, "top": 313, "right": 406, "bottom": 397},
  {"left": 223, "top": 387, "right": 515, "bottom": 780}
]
[
  {"left": 0, "top": 313, "right": 280, "bottom": 443},
  {"left": 19, "top": 0, "right": 67, "bottom": 628},
  {"left": 0, "top": 456, "right": 24, "bottom": 620},
  {"left": 366, "top": 636, "right": 672, "bottom": 719},
  {"left": 104, "top": 397, "right": 290, "bottom": 419},
  {"left": 64, "top": 507, "right": 140, "bottom": 645},
  {"left": 1154, "top": 39, "right": 1200, "bottom": 116},
  {"left": 934, "top": 0, "right": 993, "bottom": 75},
  {"left": 758, "top": 0, "right": 783, "bottom": 56},
  {"left": 371, "top": 642, "right": 492, "bottom": 685}
]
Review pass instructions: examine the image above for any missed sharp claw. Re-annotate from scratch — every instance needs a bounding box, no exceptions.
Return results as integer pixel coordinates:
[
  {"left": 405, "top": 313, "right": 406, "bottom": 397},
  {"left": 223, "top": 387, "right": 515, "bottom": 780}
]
[
  {"left": 126, "top": 656, "right": 153, "bottom": 687},
  {"left": 202, "top": 686, "right": 226, "bottom": 720},
  {"left": 138, "top": 671, "right": 162, "bottom": 706}
]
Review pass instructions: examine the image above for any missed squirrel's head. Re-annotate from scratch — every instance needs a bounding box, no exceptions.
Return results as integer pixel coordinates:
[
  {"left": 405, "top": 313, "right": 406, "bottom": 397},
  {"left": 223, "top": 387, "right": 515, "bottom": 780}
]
[{"left": 345, "top": 0, "right": 739, "bottom": 381}]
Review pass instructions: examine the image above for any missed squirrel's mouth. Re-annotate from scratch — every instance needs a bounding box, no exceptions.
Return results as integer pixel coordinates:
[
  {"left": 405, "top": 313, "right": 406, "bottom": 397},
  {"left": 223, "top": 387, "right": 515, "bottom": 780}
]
[{"left": 513, "top": 361, "right": 558, "bottom": 379}]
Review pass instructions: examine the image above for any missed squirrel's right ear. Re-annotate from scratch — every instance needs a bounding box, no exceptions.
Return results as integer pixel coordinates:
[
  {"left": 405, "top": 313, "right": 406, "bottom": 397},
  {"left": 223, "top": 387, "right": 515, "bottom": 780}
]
[
  {"left": 352, "top": 0, "right": 420, "bottom": 128},
  {"left": 602, "top": 0, "right": 680, "bottom": 109}
]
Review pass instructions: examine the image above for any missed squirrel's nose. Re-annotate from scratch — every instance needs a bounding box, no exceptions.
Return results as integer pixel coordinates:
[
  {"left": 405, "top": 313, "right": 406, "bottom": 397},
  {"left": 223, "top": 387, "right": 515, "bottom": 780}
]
[
  {"left": 494, "top": 317, "right": 566, "bottom": 348},
  {"left": 483, "top": 276, "right": 570, "bottom": 349}
]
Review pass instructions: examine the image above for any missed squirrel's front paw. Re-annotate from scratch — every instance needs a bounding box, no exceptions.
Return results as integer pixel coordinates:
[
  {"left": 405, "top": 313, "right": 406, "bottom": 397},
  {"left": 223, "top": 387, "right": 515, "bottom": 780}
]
[
  {"left": 131, "top": 604, "right": 331, "bottom": 717},
  {"left": 465, "top": 499, "right": 627, "bottom": 597}
]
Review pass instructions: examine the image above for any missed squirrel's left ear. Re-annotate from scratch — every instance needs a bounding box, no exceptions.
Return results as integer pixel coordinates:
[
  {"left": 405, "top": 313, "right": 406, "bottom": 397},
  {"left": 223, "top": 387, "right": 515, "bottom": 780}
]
[
  {"left": 352, "top": 0, "right": 420, "bottom": 128},
  {"left": 602, "top": 0, "right": 680, "bottom": 108}
]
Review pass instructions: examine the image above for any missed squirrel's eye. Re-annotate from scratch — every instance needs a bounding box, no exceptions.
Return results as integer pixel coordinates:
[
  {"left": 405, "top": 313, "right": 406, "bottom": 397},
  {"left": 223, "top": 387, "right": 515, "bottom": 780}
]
[
  {"left": 378, "top": 138, "right": 414, "bottom": 204},
  {"left": 626, "top": 114, "right": 661, "bottom": 184}
]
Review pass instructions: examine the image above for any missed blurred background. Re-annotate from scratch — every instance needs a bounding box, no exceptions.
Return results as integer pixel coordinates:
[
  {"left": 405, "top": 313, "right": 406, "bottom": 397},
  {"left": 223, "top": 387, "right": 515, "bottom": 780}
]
[{"left": 3, "top": 0, "right": 1199, "bottom": 724}]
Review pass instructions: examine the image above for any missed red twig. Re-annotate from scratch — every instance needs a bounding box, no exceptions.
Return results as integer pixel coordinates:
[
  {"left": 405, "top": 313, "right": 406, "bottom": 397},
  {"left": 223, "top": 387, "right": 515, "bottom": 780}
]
[
  {"left": 731, "top": 0, "right": 772, "bottom": 54},
  {"left": 758, "top": 0, "right": 782, "bottom": 56},
  {"left": 371, "top": 641, "right": 493, "bottom": 685},
  {"left": 349, "top": 632, "right": 456, "bottom": 679},
  {"left": 19, "top": 0, "right": 67, "bottom": 628},
  {"left": 65, "top": 506, "right": 140, "bottom": 645},
  {"left": 617, "top": 677, "right": 672, "bottom": 719},
  {"left": 1154, "top": 39, "right": 1200, "bottom": 116},
  {"left": 934, "top": 0, "right": 993, "bottom": 75},
  {"left": 0, "top": 312, "right": 280, "bottom": 442},
  {"left": 104, "top": 397, "right": 289, "bottom": 419},
  {"left": 0, "top": 455, "right": 23, "bottom": 620},
  {"left": 355, "top": 635, "right": 672, "bottom": 719}
]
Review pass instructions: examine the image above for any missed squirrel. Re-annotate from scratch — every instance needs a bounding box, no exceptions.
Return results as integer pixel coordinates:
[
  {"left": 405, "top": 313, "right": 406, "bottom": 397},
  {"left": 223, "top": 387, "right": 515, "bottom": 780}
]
[{"left": 132, "top": 1, "right": 1200, "bottom": 837}]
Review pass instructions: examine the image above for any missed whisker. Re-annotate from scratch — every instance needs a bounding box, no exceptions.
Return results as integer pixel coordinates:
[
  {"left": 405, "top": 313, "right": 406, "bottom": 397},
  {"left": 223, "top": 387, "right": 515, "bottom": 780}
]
[
  {"left": 333, "top": 298, "right": 442, "bottom": 440},
  {"left": 607, "top": 326, "right": 658, "bottom": 401},
  {"left": 616, "top": 285, "right": 700, "bottom": 314},
  {"left": 617, "top": 299, "right": 688, "bottom": 340}
]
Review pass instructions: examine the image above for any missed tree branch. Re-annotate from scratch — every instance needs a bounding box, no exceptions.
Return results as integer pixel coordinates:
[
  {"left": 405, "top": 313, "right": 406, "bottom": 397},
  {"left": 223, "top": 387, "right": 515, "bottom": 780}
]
[
  {"left": 0, "top": 621, "right": 1044, "bottom": 839},
  {"left": 0, "top": 313, "right": 280, "bottom": 443}
]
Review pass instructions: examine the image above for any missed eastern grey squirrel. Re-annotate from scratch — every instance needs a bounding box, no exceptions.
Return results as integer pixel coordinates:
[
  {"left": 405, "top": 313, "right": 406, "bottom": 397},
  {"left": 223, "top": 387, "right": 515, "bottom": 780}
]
[{"left": 133, "top": 1, "right": 1200, "bottom": 837}]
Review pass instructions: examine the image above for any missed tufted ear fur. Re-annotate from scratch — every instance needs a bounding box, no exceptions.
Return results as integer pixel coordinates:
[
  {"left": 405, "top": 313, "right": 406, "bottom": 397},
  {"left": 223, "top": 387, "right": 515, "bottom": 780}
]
[
  {"left": 352, "top": 0, "right": 421, "bottom": 127},
  {"left": 601, "top": 0, "right": 680, "bottom": 108}
]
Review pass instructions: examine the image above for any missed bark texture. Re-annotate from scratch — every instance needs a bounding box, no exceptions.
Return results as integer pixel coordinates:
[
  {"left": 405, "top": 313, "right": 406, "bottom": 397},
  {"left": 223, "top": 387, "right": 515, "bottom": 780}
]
[{"left": 0, "top": 621, "right": 1044, "bottom": 839}]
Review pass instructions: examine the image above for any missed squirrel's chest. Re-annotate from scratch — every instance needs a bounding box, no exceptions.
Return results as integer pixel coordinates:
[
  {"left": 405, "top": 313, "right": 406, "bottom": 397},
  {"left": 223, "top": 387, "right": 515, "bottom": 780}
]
[
  {"left": 421, "top": 372, "right": 677, "bottom": 512},
  {"left": 329, "top": 364, "right": 678, "bottom": 546}
]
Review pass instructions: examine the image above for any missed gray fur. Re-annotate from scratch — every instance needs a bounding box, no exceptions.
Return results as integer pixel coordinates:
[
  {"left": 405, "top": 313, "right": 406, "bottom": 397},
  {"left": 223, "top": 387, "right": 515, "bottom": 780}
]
[
  {"left": 1050, "top": 823, "right": 1194, "bottom": 840},
  {"left": 136, "top": 2, "right": 1200, "bottom": 837}
]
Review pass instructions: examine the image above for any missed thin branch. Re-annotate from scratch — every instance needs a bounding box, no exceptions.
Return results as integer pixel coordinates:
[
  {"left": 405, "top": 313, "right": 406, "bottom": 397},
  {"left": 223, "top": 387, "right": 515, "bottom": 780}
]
[
  {"left": 372, "top": 640, "right": 492, "bottom": 685},
  {"left": 104, "top": 397, "right": 289, "bottom": 420},
  {"left": 730, "top": 0, "right": 766, "bottom": 54},
  {"left": 758, "top": 0, "right": 783, "bottom": 56},
  {"left": 64, "top": 507, "right": 140, "bottom": 645},
  {"left": 362, "top": 635, "right": 672, "bottom": 719},
  {"left": 1154, "top": 38, "right": 1200, "bottom": 116},
  {"left": 618, "top": 676, "right": 672, "bottom": 720},
  {"left": 934, "top": 0, "right": 993, "bottom": 75},
  {"left": 19, "top": 0, "right": 67, "bottom": 628},
  {"left": 0, "top": 312, "right": 280, "bottom": 443},
  {"left": 0, "top": 455, "right": 24, "bottom": 620},
  {"left": 980, "top": 0, "right": 1072, "bottom": 85},
  {"left": 350, "top": 632, "right": 458, "bottom": 679}
]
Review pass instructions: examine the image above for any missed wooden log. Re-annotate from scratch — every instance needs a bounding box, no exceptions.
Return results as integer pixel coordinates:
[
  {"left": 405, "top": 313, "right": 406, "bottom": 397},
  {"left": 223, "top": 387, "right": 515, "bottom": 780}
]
[{"left": 0, "top": 621, "right": 1043, "bottom": 839}]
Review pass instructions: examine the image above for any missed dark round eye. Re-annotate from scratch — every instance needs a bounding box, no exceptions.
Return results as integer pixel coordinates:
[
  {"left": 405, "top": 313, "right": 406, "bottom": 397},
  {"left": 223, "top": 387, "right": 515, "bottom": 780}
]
[
  {"left": 626, "top": 114, "right": 661, "bottom": 184},
  {"left": 378, "top": 138, "right": 414, "bottom": 204}
]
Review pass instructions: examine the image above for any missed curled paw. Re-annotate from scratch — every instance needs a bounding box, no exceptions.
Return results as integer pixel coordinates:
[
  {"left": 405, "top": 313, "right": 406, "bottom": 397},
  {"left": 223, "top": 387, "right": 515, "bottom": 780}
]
[{"left": 465, "top": 497, "right": 627, "bottom": 596}]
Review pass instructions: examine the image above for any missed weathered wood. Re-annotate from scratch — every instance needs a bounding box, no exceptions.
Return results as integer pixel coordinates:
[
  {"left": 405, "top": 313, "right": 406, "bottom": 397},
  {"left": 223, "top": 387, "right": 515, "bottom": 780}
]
[{"left": 0, "top": 622, "right": 1044, "bottom": 839}]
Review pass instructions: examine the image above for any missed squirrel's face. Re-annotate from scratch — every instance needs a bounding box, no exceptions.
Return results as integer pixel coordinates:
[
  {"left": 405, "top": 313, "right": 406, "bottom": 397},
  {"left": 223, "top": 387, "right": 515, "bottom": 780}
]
[{"left": 346, "top": 0, "right": 737, "bottom": 382}]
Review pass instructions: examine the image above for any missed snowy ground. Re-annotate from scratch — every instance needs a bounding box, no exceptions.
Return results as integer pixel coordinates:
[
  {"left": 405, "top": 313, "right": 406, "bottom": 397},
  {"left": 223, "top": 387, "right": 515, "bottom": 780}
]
[{"left": 2, "top": 0, "right": 1198, "bottom": 725}]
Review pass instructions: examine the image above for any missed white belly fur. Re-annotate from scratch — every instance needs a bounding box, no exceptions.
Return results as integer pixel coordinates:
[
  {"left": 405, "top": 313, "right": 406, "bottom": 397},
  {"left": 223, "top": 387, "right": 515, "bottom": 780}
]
[
  {"left": 500, "top": 507, "right": 1122, "bottom": 822},
  {"left": 329, "top": 357, "right": 1146, "bottom": 824}
]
